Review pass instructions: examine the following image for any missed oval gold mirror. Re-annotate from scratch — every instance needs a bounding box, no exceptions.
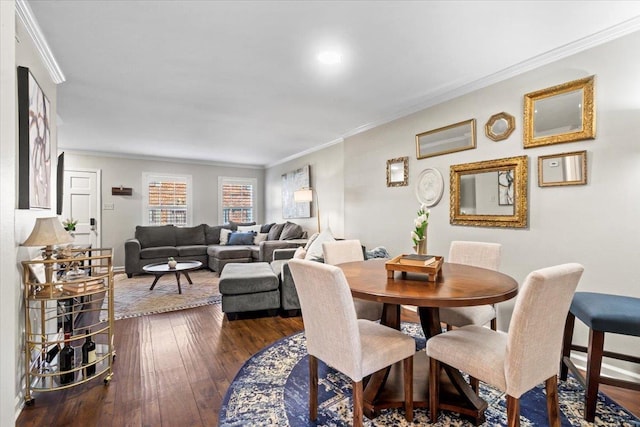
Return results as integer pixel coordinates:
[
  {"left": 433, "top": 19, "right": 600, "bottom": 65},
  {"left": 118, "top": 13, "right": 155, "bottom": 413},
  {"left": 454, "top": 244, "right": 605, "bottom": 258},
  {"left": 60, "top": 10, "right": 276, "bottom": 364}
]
[
  {"left": 485, "top": 112, "right": 515, "bottom": 141},
  {"left": 450, "top": 155, "right": 528, "bottom": 228},
  {"left": 523, "top": 76, "right": 595, "bottom": 148}
]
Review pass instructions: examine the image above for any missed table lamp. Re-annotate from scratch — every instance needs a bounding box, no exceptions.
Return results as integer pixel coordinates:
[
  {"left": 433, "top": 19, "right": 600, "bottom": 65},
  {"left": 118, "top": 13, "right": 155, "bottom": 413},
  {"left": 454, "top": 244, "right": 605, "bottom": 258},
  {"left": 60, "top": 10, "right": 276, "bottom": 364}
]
[
  {"left": 294, "top": 187, "right": 320, "bottom": 233},
  {"left": 22, "top": 217, "right": 74, "bottom": 283}
]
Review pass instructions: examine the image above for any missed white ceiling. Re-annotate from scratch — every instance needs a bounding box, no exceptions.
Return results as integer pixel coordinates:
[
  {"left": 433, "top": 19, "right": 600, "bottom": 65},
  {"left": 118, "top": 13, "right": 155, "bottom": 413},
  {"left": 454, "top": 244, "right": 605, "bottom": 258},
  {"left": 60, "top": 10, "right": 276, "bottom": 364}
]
[{"left": 27, "top": 0, "right": 640, "bottom": 167}]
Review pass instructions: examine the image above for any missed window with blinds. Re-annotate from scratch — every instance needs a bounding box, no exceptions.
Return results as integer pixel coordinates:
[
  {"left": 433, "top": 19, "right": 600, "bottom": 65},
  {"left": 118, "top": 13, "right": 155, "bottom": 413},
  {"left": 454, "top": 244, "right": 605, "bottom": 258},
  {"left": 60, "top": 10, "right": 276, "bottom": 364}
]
[
  {"left": 219, "top": 177, "right": 257, "bottom": 224},
  {"left": 143, "top": 173, "right": 192, "bottom": 226}
]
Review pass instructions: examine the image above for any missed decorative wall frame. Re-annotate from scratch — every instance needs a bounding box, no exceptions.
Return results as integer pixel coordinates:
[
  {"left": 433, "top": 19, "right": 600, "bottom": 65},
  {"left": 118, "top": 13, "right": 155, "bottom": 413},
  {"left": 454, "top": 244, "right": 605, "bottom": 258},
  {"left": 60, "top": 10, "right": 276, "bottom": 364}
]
[
  {"left": 450, "top": 155, "right": 528, "bottom": 228},
  {"left": 523, "top": 75, "right": 595, "bottom": 148},
  {"left": 485, "top": 112, "right": 515, "bottom": 141},
  {"left": 18, "top": 66, "right": 51, "bottom": 209},
  {"left": 416, "top": 119, "right": 476, "bottom": 159},
  {"left": 538, "top": 150, "right": 587, "bottom": 187},
  {"left": 415, "top": 168, "right": 444, "bottom": 207},
  {"left": 282, "top": 164, "right": 310, "bottom": 219},
  {"left": 386, "top": 157, "right": 408, "bottom": 187}
]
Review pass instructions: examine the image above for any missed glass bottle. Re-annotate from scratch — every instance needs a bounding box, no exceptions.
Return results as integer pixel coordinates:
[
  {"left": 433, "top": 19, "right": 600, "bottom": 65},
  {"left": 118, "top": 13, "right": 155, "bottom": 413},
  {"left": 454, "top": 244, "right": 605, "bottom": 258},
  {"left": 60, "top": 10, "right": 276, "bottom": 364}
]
[
  {"left": 59, "top": 332, "right": 75, "bottom": 384},
  {"left": 82, "top": 330, "right": 96, "bottom": 377}
]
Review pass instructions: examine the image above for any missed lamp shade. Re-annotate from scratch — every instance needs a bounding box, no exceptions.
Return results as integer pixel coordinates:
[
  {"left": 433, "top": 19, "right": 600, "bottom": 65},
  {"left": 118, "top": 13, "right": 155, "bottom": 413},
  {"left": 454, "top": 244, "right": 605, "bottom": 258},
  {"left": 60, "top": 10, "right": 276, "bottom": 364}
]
[
  {"left": 22, "top": 217, "right": 74, "bottom": 247},
  {"left": 294, "top": 188, "right": 313, "bottom": 203}
]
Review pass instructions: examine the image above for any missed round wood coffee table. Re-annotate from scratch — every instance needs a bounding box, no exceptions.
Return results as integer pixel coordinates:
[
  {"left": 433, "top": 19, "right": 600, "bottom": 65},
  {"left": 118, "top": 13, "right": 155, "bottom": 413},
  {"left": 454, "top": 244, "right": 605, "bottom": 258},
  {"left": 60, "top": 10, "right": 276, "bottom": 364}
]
[{"left": 142, "top": 260, "right": 202, "bottom": 294}]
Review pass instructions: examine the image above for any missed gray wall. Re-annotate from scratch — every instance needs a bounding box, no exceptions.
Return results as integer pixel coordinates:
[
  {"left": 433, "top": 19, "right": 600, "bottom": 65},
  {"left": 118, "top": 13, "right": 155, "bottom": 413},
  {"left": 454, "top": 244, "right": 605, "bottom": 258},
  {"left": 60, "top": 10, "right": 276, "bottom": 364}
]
[
  {"left": 342, "top": 31, "right": 640, "bottom": 375},
  {"left": 62, "top": 152, "right": 265, "bottom": 268},
  {"left": 265, "top": 142, "right": 345, "bottom": 238}
]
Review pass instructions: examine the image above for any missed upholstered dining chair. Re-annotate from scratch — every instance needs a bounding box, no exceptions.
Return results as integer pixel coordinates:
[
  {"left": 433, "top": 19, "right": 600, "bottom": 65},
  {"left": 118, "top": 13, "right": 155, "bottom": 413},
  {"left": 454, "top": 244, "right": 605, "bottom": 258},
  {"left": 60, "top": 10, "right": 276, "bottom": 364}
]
[
  {"left": 426, "top": 263, "right": 584, "bottom": 427},
  {"left": 288, "top": 258, "right": 415, "bottom": 426},
  {"left": 439, "top": 241, "right": 502, "bottom": 330},
  {"left": 322, "top": 239, "right": 384, "bottom": 321}
]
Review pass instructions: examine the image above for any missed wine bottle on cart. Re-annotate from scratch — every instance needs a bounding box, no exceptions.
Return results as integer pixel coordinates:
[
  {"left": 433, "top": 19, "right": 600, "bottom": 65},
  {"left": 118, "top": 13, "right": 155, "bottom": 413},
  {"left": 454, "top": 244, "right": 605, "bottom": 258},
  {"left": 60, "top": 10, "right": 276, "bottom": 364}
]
[
  {"left": 59, "top": 333, "right": 75, "bottom": 384},
  {"left": 82, "top": 330, "right": 96, "bottom": 377}
]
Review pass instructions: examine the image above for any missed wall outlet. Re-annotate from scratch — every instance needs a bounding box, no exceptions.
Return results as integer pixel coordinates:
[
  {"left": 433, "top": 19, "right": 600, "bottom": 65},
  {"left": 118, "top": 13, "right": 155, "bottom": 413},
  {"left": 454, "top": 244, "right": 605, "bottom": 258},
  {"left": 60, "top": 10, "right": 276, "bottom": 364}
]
[{"left": 103, "top": 203, "right": 114, "bottom": 210}]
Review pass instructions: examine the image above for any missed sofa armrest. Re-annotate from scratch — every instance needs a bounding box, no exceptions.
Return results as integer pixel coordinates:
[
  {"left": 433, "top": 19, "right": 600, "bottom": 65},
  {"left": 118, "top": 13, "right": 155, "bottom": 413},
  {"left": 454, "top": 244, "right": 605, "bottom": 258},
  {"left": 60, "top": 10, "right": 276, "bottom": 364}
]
[
  {"left": 259, "top": 240, "right": 304, "bottom": 262},
  {"left": 273, "top": 248, "right": 297, "bottom": 261},
  {"left": 124, "top": 238, "right": 142, "bottom": 275}
]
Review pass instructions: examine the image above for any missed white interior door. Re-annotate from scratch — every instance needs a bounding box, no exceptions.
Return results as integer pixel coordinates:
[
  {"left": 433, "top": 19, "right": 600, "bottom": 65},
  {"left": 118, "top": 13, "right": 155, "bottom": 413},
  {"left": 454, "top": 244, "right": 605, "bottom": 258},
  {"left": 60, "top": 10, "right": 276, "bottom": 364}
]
[{"left": 62, "top": 169, "right": 101, "bottom": 248}]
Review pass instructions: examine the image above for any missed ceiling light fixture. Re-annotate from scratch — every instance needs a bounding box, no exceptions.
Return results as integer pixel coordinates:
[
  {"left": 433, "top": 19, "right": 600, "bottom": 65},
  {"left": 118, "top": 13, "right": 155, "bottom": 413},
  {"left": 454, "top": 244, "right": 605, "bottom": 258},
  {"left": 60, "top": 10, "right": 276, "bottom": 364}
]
[{"left": 317, "top": 50, "right": 342, "bottom": 65}]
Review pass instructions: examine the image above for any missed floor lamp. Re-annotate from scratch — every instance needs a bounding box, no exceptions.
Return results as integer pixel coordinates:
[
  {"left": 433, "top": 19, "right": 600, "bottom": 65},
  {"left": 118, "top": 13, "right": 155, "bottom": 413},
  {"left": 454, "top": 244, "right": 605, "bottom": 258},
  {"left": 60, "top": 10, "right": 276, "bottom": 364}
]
[{"left": 294, "top": 187, "right": 320, "bottom": 233}]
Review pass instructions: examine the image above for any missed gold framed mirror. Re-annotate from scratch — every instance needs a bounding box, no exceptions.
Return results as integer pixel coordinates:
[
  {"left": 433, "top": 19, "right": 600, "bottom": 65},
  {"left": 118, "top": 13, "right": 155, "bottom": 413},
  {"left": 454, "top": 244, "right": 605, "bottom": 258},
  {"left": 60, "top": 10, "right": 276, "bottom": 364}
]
[
  {"left": 386, "top": 156, "right": 408, "bottom": 187},
  {"left": 416, "top": 119, "right": 476, "bottom": 159},
  {"left": 450, "top": 155, "right": 528, "bottom": 228},
  {"left": 485, "top": 112, "right": 515, "bottom": 141},
  {"left": 538, "top": 150, "right": 587, "bottom": 187},
  {"left": 523, "top": 75, "right": 595, "bottom": 148}
]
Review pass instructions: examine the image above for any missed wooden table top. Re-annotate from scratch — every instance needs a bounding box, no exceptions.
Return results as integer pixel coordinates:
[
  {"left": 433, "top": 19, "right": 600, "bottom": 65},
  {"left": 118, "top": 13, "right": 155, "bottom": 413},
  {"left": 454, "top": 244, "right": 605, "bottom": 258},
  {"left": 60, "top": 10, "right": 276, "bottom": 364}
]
[{"left": 340, "top": 258, "right": 518, "bottom": 308}]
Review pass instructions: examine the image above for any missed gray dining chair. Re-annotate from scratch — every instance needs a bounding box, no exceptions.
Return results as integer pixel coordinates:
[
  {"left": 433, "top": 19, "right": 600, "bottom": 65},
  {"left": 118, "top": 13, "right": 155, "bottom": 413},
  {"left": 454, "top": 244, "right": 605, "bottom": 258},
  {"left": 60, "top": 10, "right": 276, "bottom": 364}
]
[
  {"left": 288, "top": 258, "right": 415, "bottom": 426},
  {"left": 322, "top": 239, "right": 384, "bottom": 321},
  {"left": 426, "top": 263, "right": 584, "bottom": 427},
  {"left": 439, "top": 241, "right": 502, "bottom": 330}
]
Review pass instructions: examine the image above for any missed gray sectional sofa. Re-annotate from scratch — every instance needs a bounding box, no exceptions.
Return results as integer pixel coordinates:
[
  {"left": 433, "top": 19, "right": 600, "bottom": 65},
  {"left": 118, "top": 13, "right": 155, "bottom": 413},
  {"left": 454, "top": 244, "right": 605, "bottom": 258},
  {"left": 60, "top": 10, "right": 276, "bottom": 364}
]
[{"left": 124, "top": 222, "right": 306, "bottom": 277}]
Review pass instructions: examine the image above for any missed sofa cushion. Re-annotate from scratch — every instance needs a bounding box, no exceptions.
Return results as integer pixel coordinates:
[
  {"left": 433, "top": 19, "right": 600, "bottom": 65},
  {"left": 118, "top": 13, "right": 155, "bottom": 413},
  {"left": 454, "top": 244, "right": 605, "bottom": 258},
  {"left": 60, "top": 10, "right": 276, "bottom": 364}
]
[
  {"left": 140, "top": 246, "right": 179, "bottom": 259},
  {"left": 228, "top": 232, "right": 256, "bottom": 245},
  {"left": 261, "top": 223, "right": 275, "bottom": 233},
  {"left": 177, "top": 245, "right": 208, "bottom": 257},
  {"left": 219, "top": 262, "right": 278, "bottom": 294},
  {"left": 267, "top": 223, "right": 285, "bottom": 240},
  {"left": 230, "top": 221, "right": 256, "bottom": 228},
  {"left": 207, "top": 245, "right": 253, "bottom": 259},
  {"left": 135, "top": 225, "right": 176, "bottom": 248},
  {"left": 204, "top": 225, "right": 233, "bottom": 245},
  {"left": 220, "top": 228, "right": 233, "bottom": 245},
  {"left": 279, "top": 222, "right": 304, "bottom": 240},
  {"left": 175, "top": 224, "right": 205, "bottom": 246},
  {"left": 254, "top": 232, "right": 268, "bottom": 244},
  {"left": 304, "top": 229, "right": 335, "bottom": 261},
  {"left": 238, "top": 224, "right": 262, "bottom": 233}
]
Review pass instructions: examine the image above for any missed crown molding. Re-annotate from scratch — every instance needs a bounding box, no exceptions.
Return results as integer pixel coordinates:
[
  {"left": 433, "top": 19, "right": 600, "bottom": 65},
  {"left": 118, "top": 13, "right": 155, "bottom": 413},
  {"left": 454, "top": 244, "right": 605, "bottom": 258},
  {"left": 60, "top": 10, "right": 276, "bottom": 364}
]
[
  {"left": 60, "top": 149, "right": 265, "bottom": 170},
  {"left": 265, "top": 137, "right": 344, "bottom": 168},
  {"left": 15, "top": 0, "right": 65, "bottom": 84},
  {"left": 333, "top": 17, "right": 640, "bottom": 147}
]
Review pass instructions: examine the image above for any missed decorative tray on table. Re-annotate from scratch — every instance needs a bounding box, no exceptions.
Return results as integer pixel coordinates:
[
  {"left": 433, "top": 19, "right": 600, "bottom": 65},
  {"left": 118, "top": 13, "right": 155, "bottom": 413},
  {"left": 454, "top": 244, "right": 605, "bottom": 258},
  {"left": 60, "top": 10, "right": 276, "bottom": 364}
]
[{"left": 385, "top": 254, "right": 444, "bottom": 282}]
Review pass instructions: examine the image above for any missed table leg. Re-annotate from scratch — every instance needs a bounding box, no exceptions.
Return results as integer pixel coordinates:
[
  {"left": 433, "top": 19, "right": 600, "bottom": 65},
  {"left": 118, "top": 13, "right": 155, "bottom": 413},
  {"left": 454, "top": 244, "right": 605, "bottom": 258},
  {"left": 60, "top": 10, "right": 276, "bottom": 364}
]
[
  {"left": 183, "top": 271, "right": 194, "bottom": 285},
  {"left": 149, "top": 275, "right": 161, "bottom": 290},
  {"left": 175, "top": 272, "right": 182, "bottom": 294}
]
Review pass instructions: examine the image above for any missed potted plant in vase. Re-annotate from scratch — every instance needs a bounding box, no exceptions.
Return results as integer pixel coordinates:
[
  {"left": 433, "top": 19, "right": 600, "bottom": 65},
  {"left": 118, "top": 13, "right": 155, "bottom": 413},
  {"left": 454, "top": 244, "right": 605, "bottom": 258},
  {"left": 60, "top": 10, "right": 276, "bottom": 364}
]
[
  {"left": 167, "top": 257, "right": 177, "bottom": 269},
  {"left": 62, "top": 218, "right": 78, "bottom": 238},
  {"left": 411, "top": 204, "right": 429, "bottom": 255}
]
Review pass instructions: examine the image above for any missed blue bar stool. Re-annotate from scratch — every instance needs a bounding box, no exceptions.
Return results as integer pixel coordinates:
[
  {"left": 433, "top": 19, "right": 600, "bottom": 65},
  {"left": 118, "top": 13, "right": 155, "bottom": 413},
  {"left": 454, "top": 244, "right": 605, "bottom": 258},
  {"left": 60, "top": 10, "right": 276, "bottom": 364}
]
[{"left": 560, "top": 292, "right": 640, "bottom": 421}]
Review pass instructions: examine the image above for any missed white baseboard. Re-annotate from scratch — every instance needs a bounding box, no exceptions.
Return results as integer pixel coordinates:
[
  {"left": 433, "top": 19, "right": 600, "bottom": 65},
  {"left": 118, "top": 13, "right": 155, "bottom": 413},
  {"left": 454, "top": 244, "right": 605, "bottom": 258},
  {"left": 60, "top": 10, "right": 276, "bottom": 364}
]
[{"left": 569, "top": 351, "right": 640, "bottom": 382}]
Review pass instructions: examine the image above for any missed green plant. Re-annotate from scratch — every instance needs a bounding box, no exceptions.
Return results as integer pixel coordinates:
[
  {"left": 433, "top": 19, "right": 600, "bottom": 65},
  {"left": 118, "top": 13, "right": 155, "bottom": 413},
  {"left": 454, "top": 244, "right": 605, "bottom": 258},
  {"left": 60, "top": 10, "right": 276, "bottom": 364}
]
[{"left": 62, "top": 218, "right": 78, "bottom": 231}]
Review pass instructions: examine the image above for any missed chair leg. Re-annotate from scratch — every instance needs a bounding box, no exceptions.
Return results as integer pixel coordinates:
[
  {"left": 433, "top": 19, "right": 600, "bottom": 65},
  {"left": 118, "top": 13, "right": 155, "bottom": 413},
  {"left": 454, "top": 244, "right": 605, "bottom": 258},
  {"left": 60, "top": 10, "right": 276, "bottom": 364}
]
[
  {"left": 429, "top": 356, "right": 440, "bottom": 423},
  {"left": 446, "top": 323, "right": 453, "bottom": 331},
  {"left": 403, "top": 356, "right": 413, "bottom": 422},
  {"left": 309, "top": 355, "right": 318, "bottom": 421},
  {"left": 545, "top": 375, "right": 561, "bottom": 427},
  {"left": 490, "top": 317, "right": 497, "bottom": 331},
  {"left": 560, "top": 313, "right": 575, "bottom": 380},
  {"left": 506, "top": 395, "right": 520, "bottom": 427},
  {"left": 585, "top": 329, "right": 605, "bottom": 422},
  {"left": 352, "top": 380, "right": 363, "bottom": 427}
]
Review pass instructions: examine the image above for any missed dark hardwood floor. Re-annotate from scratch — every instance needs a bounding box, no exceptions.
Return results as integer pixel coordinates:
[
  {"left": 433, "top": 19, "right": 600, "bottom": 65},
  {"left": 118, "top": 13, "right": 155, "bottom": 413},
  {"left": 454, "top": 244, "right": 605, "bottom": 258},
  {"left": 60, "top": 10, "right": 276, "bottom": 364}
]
[{"left": 16, "top": 305, "right": 640, "bottom": 426}]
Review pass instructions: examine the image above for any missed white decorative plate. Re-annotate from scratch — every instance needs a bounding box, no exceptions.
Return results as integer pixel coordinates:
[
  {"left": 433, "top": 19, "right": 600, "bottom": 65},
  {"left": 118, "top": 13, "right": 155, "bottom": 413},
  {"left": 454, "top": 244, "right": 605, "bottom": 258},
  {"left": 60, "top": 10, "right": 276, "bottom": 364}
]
[{"left": 415, "top": 168, "right": 444, "bottom": 207}]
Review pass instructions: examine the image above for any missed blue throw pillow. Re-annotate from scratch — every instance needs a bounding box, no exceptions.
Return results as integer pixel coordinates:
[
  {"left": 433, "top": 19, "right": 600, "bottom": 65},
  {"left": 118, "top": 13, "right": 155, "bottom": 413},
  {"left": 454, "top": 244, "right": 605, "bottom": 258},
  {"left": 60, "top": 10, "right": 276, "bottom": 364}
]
[{"left": 227, "top": 231, "right": 256, "bottom": 245}]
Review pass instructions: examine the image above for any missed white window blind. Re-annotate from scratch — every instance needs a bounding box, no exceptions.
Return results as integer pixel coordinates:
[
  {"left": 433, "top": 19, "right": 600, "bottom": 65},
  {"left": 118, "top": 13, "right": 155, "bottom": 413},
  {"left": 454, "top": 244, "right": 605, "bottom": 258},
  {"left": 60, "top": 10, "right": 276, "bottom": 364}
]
[
  {"left": 219, "top": 177, "right": 257, "bottom": 224},
  {"left": 143, "top": 173, "right": 192, "bottom": 226}
]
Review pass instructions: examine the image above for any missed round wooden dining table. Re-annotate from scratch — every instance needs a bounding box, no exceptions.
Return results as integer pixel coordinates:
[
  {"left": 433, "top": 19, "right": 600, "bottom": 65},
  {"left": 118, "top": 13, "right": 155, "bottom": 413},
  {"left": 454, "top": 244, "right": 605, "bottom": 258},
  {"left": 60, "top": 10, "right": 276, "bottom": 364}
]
[{"left": 339, "top": 258, "right": 519, "bottom": 424}]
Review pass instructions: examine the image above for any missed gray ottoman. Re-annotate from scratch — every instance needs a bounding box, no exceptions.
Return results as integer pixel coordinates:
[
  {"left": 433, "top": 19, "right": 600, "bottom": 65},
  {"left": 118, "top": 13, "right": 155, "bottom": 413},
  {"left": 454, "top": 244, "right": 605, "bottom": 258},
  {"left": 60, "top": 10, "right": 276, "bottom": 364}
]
[{"left": 219, "top": 262, "right": 280, "bottom": 320}]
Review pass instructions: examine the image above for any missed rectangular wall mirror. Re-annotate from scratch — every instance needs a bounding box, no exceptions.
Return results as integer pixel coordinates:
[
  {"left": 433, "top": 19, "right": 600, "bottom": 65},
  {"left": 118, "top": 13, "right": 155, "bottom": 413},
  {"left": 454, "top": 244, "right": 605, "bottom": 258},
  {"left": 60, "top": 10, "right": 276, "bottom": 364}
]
[
  {"left": 416, "top": 119, "right": 476, "bottom": 159},
  {"left": 538, "top": 150, "right": 587, "bottom": 187},
  {"left": 523, "top": 76, "right": 595, "bottom": 148},
  {"left": 450, "top": 155, "right": 528, "bottom": 228},
  {"left": 386, "top": 156, "right": 408, "bottom": 187}
]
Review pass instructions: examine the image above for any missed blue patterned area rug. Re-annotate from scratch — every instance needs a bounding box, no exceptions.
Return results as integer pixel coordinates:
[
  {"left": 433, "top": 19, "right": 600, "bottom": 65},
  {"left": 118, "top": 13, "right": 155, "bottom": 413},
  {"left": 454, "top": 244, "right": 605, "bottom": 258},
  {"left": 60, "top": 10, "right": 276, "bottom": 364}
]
[{"left": 220, "top": 323, "right": 639, "bottom": 426}]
